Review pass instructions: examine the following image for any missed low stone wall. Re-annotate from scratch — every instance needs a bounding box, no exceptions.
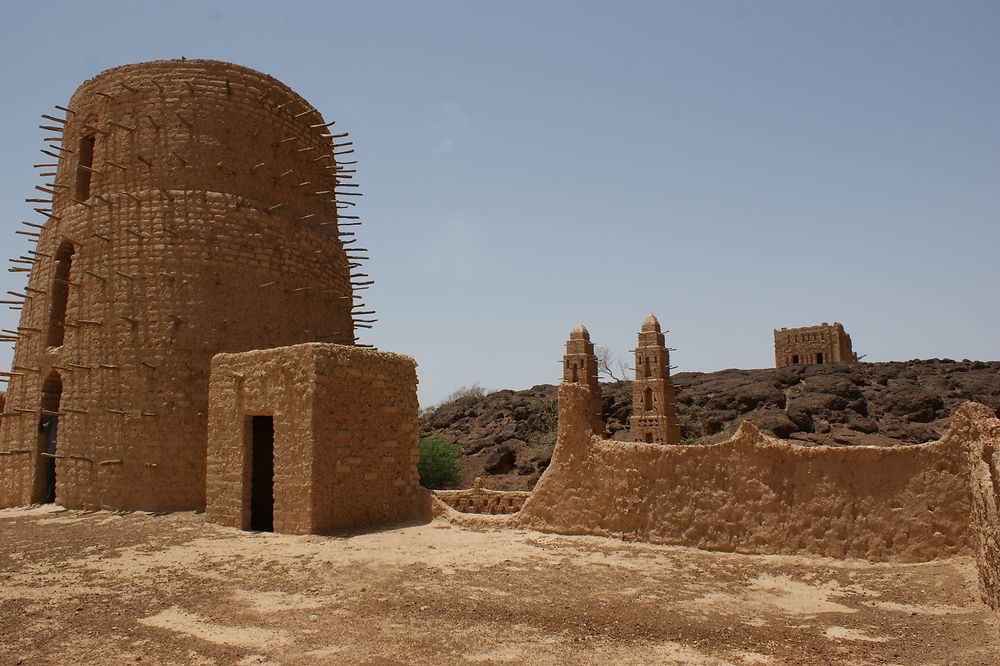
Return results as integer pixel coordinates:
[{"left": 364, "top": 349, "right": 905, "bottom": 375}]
[
  {"left": 516, "top": 384, "right": 999, "bottom": 564},
  {"left": 434, "top": 487, "right": 530, "bottom": 515}
]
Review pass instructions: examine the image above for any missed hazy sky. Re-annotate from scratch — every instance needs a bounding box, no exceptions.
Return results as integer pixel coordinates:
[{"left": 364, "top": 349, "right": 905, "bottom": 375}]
[{"left": 0, "top": 1, "right": 997, "bottom": 406}]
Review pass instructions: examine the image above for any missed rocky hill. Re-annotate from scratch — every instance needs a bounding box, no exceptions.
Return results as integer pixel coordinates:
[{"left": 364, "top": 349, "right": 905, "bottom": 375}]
[{"left": 419, "top": 359, "right": 1000, "bottom": 491}]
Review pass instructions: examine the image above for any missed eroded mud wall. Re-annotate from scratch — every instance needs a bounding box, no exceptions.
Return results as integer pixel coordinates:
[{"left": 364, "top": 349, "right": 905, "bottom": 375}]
[
  {"left": 965, "top": 406, "right": 1000, "bottom": 611},
  {"left": 517, "top": 384, "right": 988, "bottom": 563}
]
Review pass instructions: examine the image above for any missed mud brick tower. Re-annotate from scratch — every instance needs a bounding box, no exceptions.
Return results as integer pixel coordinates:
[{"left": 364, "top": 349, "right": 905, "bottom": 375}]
[
  {"left": 561, "top": 324, "right": 604, "bottom": 436},
  {"left": 0, "top": 60, "right": 365, "bottom": 511},
  {"left": 773, "top": 322, "right": 858, "bottom": 368},
  {"left": 629, "top": 314, "right": 681, "bottom": 444}
]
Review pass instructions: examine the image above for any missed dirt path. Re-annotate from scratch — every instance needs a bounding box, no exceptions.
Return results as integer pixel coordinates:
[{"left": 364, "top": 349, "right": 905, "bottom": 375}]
[{"left": 0, "top": 506, "right": 996, "bottom": 665}]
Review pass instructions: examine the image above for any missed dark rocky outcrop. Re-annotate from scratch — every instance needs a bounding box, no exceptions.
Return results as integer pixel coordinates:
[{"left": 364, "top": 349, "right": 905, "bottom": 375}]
[{"left": 420, "top": 360, "right": 1000, "bottom": 491}]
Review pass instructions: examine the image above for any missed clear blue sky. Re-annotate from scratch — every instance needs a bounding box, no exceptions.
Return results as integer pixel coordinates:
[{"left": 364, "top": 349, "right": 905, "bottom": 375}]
[{"left": 1, "top": 1, "right": 997, "bottom": 406}]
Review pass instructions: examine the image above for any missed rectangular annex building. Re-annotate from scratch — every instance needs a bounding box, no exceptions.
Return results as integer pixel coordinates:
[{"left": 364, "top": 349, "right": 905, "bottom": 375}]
[{"left": 205, "top": 343, "right": 421, "bottom": 534}]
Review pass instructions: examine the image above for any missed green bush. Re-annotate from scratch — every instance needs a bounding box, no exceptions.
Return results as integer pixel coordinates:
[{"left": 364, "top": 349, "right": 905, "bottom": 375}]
[{"left": 417, "top": 437, "right": 462, "bottom": 489}]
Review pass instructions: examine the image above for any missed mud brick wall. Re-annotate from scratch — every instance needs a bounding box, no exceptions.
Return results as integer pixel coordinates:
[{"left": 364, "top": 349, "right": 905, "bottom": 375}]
[
  {"left": 774, "top": 322, "right": 856, "bottom": 367},
  {"left": 434, "top": 488, "right": 530, "bottom": 515},
  {"left": 0, "top": 60, "right": 359, "bottom": 511},
  {"left": 965, "top": 404, "right": 1000, "bottom": 612},
  {"left": 206, "top": 343, "right": 421, "bottom": 535},
  {"left": 517, "top": 383, "right": 989, "bottom": 563}
]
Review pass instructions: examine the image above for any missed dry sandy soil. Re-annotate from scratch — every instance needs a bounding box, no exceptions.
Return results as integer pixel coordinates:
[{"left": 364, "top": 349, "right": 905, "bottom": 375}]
[{"left": 1, "top": 506, "right": 997, "bottom": 665}]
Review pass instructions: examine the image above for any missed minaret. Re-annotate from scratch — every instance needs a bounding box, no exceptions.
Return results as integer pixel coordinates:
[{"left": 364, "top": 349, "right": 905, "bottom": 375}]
[
  {"left": 629, "top": 314, "right": 681, "bottom": 444},
  {"left": 562, "top": 324, "right": 604, "bottom": 436}
]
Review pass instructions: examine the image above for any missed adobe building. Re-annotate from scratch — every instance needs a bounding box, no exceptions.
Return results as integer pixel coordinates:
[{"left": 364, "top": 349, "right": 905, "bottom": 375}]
[
  {"left": 561, "top": 324, "right": 604, "bottom": 436},
  {"left": 205, "top": 344, "right": 421, "bottom": 534},
  {"left": 0, "top": 60, "right": 365, "bottom": 511},
  {"left": 629, "top": 314, "right": 681, "bottom": 444},
  {"left": 774, "top": 322, "right": 858, "bottom": 368}
]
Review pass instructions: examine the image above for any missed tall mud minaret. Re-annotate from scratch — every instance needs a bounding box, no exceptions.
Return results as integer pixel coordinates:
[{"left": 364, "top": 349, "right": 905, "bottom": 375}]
[
  {"left": 629, "top": 314, "right": 681, "bottom": 444},
  {"left": 562, "top": 324, "right": 604, "bottom": 437}
]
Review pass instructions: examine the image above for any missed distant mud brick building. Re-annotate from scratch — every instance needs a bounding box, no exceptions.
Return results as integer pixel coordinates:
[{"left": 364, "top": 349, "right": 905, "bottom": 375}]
[
  {"left": 774, "top": 322, "right": 858, "bottom": 368},
  {"left": 0, "top": 60, "right": 361, "bottom": 511},
  {"left": 205, "top": 343, "right": 420, "bottom": 534},
  {"left": 561, "top": 324, "right": 604, "bottom": 436},
  {"left": 629, "top": 314, "right": 681, "bottom": 444}
]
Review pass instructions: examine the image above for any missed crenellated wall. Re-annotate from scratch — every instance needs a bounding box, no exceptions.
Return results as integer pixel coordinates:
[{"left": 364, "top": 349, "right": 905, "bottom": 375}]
[
  {"left": 434, "top": 486, "right": 530, "bottom": 515},
  {"left": 516, "top": 384, "right": 1000, "bottom": 564}
]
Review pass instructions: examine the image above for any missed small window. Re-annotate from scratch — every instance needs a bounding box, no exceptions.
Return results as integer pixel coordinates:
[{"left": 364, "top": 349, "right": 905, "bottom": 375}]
[
  {"left": 46, "top": 241, "right": 76, "bottom": 347},
  {"left": 74, "top": 134, "right": 96, "bottom": 200},
  {"left": 645, "top": 433, "right": 653, "bottom": 443},
  {"left": 791, "top": 355, "right": 799, "bottom": 364}
]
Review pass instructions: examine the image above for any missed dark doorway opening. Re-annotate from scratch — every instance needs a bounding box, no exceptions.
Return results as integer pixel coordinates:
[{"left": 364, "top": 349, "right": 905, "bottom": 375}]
[
  {"left": 645, "top": 432, "right": 653, "bottom": 443},
  {"left": 38, "top": 371, "right": 62, "bottom": 503},
  {"left": 791, "top": 354, "right": 800, "bottom": 364},
  {"left": 249, "top": 415, "right": 274, "bottom": 531},
  {"left": 816, "top": 353, "right": 824, "bottom": 364}
]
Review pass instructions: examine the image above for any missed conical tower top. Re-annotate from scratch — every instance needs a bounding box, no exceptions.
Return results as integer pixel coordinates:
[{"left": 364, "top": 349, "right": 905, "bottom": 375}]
[
  {"left": 641, "top": 313, "right": 660, "bottom": 333},
  {"left": 569, "top": 323, "right": 590, "bottom": 340}
]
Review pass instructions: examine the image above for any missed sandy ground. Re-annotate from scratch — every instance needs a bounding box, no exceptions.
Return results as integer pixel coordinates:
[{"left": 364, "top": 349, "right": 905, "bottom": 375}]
[{"left": 0, "top": 506, "right": 997, "bottom": 665}]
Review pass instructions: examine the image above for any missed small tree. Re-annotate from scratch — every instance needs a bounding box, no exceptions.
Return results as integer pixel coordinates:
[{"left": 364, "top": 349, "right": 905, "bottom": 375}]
[
  {"left": 595, "top": 345, "right": 631, "bottom": 384},
  {"left": 417, "top": 436, "right": 462, "bottom": 489}
]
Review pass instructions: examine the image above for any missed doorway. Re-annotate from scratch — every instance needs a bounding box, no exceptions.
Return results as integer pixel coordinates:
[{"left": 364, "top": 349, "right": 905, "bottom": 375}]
[
  {"left": 249, "top": 415, "right": 274, "bottom": 531},
  {"left": 38, "top": 371, "right": 62, "bottom": 503}
]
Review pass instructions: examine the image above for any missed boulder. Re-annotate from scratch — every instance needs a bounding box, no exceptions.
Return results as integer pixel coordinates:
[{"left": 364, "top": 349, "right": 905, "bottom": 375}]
[{"left": 484, "top": 446, "right": 517, "bottom": 475}]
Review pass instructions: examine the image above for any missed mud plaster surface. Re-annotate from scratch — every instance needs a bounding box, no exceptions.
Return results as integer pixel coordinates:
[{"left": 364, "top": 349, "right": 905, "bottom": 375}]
[{"left": 1, "top": 507, "right": 997, "bottom": 665}]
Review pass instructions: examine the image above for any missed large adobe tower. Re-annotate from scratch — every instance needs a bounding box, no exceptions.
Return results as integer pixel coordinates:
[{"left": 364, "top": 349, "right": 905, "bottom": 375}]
[{"left": 0, "top": 60, "right": 366, "bottom": 511}]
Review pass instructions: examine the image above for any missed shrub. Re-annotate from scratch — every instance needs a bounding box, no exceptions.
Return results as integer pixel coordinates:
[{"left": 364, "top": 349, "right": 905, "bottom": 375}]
[
  {"left": 444, "top": 383, "right": 490, "bottom": 403},
  {"left": 417, "top": 436, "right": 462, "bottom": 489},
  {"left": 418, "top": 383, "right": 492, "bottom": 420}
]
